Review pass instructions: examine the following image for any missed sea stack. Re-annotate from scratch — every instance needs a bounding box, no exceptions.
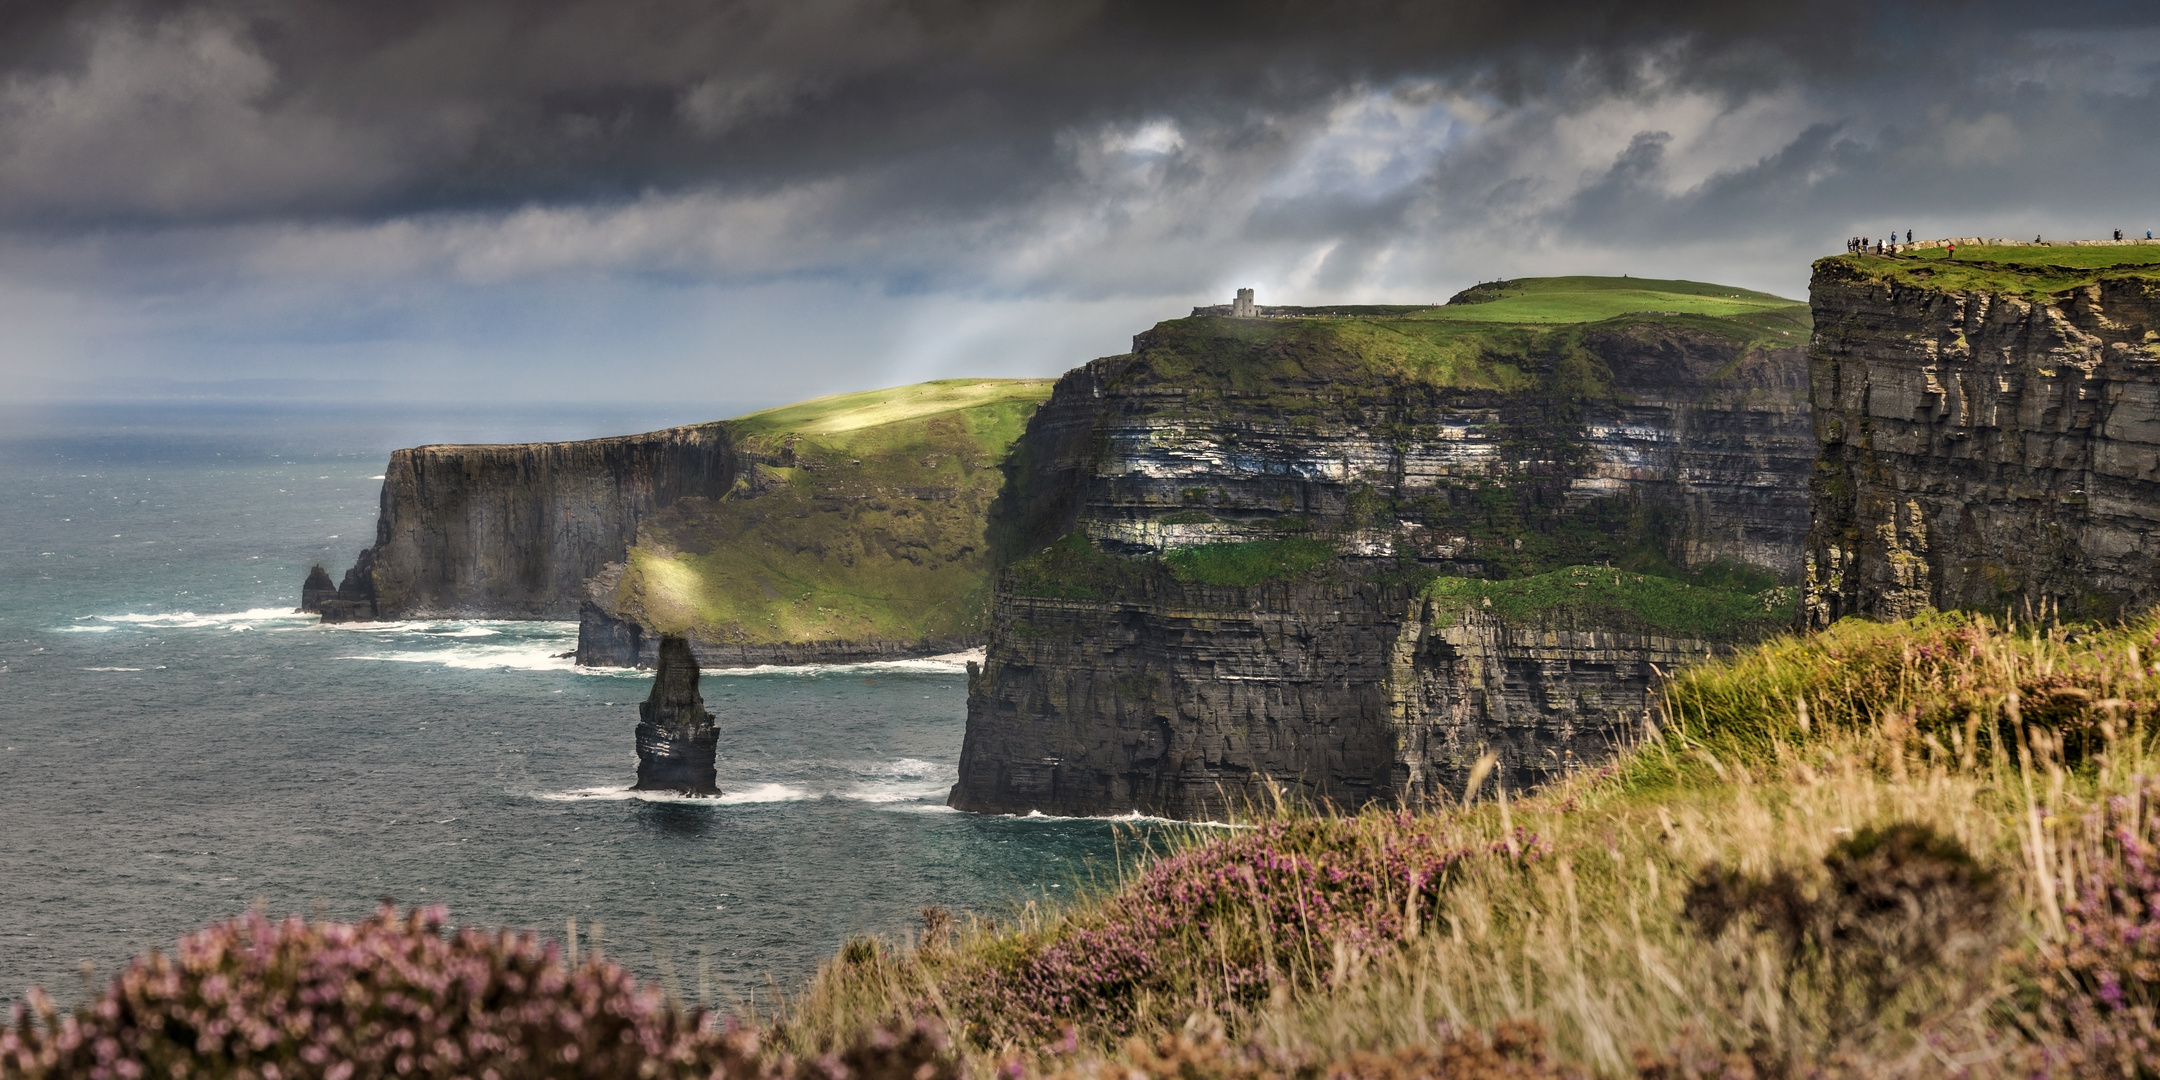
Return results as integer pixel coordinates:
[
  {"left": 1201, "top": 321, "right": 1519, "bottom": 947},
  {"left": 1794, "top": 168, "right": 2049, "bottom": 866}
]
[
  {"left": 297, "top": 565, "right": 337, "bottom": 613},
  {"left": 633, "top": 635, "right": 721, "bottom": 796}
]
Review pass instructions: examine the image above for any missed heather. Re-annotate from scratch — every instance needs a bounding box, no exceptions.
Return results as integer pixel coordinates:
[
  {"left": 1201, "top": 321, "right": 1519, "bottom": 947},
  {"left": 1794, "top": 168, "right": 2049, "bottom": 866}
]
[{"left": 0, "top": 903, "right": 957, "bottom": 1080}]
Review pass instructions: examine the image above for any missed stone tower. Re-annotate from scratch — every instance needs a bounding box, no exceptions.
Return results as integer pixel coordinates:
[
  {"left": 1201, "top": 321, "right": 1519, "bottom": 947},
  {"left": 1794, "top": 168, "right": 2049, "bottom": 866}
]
[{"left": 1231, "top": 288, "right": 1257, "bottom": 318}]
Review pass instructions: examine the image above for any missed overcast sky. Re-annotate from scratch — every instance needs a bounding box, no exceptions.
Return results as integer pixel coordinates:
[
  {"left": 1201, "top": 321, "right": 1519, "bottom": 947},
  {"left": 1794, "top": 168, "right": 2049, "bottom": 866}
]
[{"left": 5, "top": 0, "right": 2159, "bottom": 414}]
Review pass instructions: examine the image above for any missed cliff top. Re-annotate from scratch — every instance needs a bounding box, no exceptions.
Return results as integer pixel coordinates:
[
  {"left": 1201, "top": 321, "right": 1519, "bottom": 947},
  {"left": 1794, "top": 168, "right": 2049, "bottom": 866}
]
[
  {"left": 1433, "top": 274, "right": 1801, "bottom": 325},
  {"left": 1136, "top": 275, "right": 1807, "bottom": 396},
  {"left": 1824, "top": 246, "right": 2160, "bottom": 301},
  {"left": 728, "top": 378, "right": 1054, "bottom": 446},
  {"left": 604, "top": 378, "right": 1054, "bottom": 651}
]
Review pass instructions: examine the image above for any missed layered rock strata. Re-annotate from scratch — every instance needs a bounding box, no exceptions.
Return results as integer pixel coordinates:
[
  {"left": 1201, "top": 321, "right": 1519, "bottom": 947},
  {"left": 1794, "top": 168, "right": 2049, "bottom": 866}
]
[
  {"left": 1804, "top": 260, "right": 2160, "bottom": 624},
  {"left": 952, "top": 308, "right": 1813, "bottom": 818},
  {"left": 953, "top": 578, "right": 1726, "bottom": 818},
  {"left": 322, "top": 424, "right": 736, "bottom": 620},
  {"left": 633, "top": 635, "right": 721, "bottom": 796}
]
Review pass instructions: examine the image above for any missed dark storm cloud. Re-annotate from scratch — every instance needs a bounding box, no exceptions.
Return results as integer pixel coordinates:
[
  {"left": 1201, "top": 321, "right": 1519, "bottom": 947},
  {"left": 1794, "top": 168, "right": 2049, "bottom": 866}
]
[
  {"left": 0, "top": 0, "right": 2063, "bottom": 227},
  {"left": 11, "top": 0, "right": 2160, "bottom": 406}
]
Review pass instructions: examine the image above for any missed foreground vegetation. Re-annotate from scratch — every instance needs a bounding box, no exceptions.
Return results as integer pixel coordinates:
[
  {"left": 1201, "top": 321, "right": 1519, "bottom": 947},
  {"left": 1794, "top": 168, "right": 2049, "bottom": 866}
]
[{"left": 14, "top": 607, "right": 2160, "bottom": 1077}]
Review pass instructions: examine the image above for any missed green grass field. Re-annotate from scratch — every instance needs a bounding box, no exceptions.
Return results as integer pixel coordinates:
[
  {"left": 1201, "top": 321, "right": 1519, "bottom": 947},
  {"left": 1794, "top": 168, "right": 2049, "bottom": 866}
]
[
  {"left": 1833, "top": 248, "right": 2160, "bottom": 300},
  {"left": 604, "top": 379, "right": 1055, "bottom": 650},
  {"left": 1427, "top": 274, "right": 1803, "bottom": 324}
]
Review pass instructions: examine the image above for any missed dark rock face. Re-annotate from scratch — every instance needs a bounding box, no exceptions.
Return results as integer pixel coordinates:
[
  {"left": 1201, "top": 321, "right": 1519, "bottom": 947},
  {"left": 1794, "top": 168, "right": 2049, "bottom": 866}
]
[
  {"left": 297, "top": 565, "right": 337, "bottom": 614},
  {"left": 951, "top": 317, "right": 1813, "bottom": 819},
  {"left": 323, "top": 424, "right": 736, "bottom": 620},
  {"left": 633, "top": 636, "right": 720, "bottom": 796},
  {"left": 317, "top": 549, "right": 381, "bottom": 623},
  {"left": 952, "top": 578, "right": 1727, "bottom": 819},
  {"left": 1804, "top": 264, "right": 2160, "bottom": 624}
]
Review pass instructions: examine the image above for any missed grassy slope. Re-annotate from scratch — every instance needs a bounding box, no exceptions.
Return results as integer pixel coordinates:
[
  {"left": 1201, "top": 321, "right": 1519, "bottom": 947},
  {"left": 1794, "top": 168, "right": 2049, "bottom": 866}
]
[
  {"left": 1428, "top": 274, "right": 1802, "bottom": 324},
  {"left": 1833, "top": 247, "right": 2160, "bottom": 301},
  {"left": 784, "top": 608, "right": 2160, "bottom": 1078},
  {"left": 610, "top": 379, "right": 1055, "bottom": 648},
  {"left": 1139, "top": 278, "right": 1807, "bottom": 396}
]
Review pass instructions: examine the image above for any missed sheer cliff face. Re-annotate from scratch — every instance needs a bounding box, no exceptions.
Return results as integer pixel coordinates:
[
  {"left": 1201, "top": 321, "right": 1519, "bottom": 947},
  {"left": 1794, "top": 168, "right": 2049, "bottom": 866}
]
[
  {"left": 343, "top": 425, "right": 736, "bottom": 619},
  {"left": 1804, "top": 263, "right": 2160, "bottom": 625},
  {"left": 951, "top": 315, "right": 1813, "bottom": 818},
  {"left": 1014, "top": 321, "right": 1810, "bottom": 579}
]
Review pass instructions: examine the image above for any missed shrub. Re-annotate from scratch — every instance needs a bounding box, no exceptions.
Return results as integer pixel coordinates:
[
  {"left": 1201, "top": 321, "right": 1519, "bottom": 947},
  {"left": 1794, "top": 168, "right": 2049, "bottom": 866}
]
[
  {"left": 1684, "top": 822, "right": 2003, "bottom": 1047},
  {"left": 0, "top": 904, "right": 956, "bottom": 1080},
  {"left": 944, "top": 813, "right": 1539, "bottom": 1045},
  {"left": 1034, "top": 1016, "right": 1582, "bottom": 1080}
]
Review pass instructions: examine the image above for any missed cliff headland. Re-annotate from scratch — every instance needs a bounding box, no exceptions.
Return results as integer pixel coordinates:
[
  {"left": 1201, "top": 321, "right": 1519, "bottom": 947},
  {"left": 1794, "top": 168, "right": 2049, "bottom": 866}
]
[
  {"left": 1804, "top": 245, "right": 2160, "bottom": 624},
  {"left": 314, "top": 379, "right": 1053, "bottom": 667},
  {"left": 952, "top": 276, "right": 1816, "bottom": 818}
]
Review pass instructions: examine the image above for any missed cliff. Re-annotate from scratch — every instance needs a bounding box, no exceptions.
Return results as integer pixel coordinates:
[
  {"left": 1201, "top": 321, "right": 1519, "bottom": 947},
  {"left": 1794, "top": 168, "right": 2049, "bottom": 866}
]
[
  {"left": 325, "top": 424, "right": 737, "bottom": 619},
  {"left": 1803, "top": 248, "right": 2160, "bottom": 624},
  {"left": 319, "top": 381, "right": 1053, "bottom": 667},
  {"left": 576, "top": 379, "right": 1054, "bottom": 666},
  {"left": 951, "top": 277, "right": 1815, "bottom": 818}
]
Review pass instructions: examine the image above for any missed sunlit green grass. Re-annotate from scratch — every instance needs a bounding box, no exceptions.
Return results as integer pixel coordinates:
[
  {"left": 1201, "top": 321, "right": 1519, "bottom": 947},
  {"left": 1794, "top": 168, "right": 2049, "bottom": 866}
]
[
  {"left": 607, "top": 379, "right": 1055, "bottom": 649},
  {"left": 1832, "top": 249, "right": 2160, "bottom": 301},
  {"left": 1422, "top": 275, "right": 1804, "bottom": 324}
]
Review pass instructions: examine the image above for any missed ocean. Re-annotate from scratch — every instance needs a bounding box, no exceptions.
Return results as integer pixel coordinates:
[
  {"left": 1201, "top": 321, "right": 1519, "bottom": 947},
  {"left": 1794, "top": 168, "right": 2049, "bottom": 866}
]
[{"left": 0, "top": 404, "right": 1139, "bottom": 1010}]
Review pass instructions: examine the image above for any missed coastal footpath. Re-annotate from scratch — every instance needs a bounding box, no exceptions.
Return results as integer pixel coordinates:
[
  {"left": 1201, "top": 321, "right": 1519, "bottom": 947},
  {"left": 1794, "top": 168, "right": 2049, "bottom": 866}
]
[
  {"left": 309, "top": 379, "right": 1053, "bottom": 667},
  {"left": 951, "top": 278, "right": 1816, "bottom": 818},
  {"left": 1805, "top": 246, "right": 2160, "bottom": 624}
]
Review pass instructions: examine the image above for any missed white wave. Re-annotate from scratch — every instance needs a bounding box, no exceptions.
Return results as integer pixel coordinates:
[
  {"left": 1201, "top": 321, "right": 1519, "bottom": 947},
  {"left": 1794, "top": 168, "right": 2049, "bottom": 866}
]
[
  {"left": 340, "top": 643, "right": 575, "bottom": 672},
  {"left": 81, "top": 666, "right": 142, "bottom": 672},
  {"left": 842, "top": 757, "right": 955, "bottom": 804},
  {"left": 703, "top": 648, "right": 984, "bottom": 678},
  {"left": 422, "top": 626, "right": 501, "bottom": 638},
  {"left": 537, "top": 782, "right": 814, "bottom": 805},
  {"left": 76, "top": 608, "right": 309, "bottom": 630}
]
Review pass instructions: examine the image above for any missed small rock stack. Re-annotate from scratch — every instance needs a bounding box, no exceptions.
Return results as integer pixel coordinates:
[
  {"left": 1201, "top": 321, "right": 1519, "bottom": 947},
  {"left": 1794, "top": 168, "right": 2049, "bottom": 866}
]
[
  {"left": 633, "top": 635, "right": 721, "bottom": 796},
  {"left": 297, "top": 565, "right": 338, "bottom": 613}
]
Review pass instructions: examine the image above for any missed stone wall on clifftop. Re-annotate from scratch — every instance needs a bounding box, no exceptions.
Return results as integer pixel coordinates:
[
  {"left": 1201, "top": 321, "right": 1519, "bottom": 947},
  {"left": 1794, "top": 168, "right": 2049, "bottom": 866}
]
[{"left": 1804, "top": 258, "right": 2160, "bottom": 624}]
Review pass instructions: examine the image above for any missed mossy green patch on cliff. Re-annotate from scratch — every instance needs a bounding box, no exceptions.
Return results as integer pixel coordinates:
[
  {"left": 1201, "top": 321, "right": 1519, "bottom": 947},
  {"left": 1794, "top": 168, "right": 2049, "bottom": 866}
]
[
  {"left": 1163, "top": 538, "right": 1335, "bottom": 586},
  {"left": 1003, "top": 533, "right": 1159, "bottom": 600},
  {"left": 1004, "top": 535, "right": 1339, "bottom": 597},
  {"left": 1827, "top": 250, "right": 2160, "bottom": 302},
  {"left": 1421, "top": 564, "right": 1795, "bottom": 642},
  {"left": 607, "top": 379, "right": 1054, "bottom": 649}
]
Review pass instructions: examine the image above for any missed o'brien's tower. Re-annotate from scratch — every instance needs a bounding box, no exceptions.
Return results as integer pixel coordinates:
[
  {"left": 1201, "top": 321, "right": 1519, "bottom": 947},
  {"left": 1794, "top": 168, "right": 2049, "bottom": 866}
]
[{"left": 632, "top": 635, "right": 721, "bottom": 796}]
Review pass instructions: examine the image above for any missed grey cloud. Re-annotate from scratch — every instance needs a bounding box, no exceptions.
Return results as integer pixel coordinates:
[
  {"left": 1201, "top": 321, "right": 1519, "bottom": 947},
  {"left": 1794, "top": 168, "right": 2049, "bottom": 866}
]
[{"left": 0, "top": 0, "right": 2045, "bottom": 227}]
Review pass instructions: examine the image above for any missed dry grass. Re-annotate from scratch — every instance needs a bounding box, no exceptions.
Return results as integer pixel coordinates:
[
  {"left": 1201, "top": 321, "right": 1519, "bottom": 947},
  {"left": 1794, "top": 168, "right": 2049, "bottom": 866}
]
[{"left": 770, "top": 609, "right": 2160, "bottom": 1078}]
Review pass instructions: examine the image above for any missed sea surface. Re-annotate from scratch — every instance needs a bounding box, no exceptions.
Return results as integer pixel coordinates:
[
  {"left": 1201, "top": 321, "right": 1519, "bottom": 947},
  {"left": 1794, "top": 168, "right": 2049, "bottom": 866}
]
[{"left": 0, "top": 403, "right": 1142, "bottom": 1010}]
